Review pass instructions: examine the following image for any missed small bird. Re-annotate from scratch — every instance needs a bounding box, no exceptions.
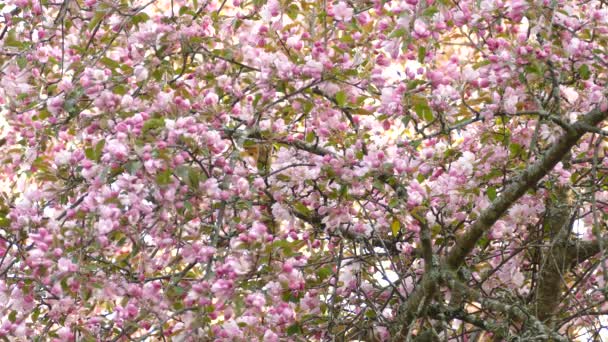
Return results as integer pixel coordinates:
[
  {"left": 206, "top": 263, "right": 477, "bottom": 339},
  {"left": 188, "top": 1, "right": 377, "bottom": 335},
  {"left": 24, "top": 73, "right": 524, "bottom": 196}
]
[{"left": 241, "top": 141, "right": 273, "bottom": 174}]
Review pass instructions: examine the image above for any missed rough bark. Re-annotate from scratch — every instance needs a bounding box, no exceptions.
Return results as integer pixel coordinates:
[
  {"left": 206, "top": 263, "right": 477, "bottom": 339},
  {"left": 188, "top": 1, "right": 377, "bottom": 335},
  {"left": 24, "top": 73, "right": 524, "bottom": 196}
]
[
  {"left": 395, "top": 107, "right": 608, "bottom": 338},
  {"left": 446, "top": 108, "right": 608, "bottom": 269},
  {"left": 533, "top": 187, "right": 574, "bottom": 322},
  {"left": 533, "top": 187, "right": 608, "bottom": 322}
]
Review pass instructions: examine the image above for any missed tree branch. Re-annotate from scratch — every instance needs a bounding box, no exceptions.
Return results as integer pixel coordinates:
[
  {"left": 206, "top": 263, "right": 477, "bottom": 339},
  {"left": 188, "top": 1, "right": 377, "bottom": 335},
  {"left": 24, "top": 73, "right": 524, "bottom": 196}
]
[
  {"left": 395, "top": 107, "right": 608, "bottom": 336},
  {"left": 446, "top": 107, "right": 608, "bottom": 269},
  {"left": 445, "top": 273, "right": 569, "bottom": 342},
  {"left": 533, "top": 187, "right": 574, "bottom": 321}
]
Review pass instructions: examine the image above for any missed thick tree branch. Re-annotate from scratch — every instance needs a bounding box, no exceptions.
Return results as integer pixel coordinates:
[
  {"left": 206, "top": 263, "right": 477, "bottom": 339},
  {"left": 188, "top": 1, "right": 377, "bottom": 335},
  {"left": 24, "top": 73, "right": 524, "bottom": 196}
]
[
  {"left": 278, "top": 138, "right": 333, "bottom": 156},
  {"left": 396, "top": 107, "right": 608, "bottom": 337},
  {"left": 569, "top": 236, "right": 608, "bottom": 265},
  {"left": 445, "top": 273, "right": 569, "bottom": 342},
  {"left": 446, "top": 107, "right": 608, "bottom": 269},
  {"left": 290, "top": 209, "right": 402, "bottom": 255},
  {"left": 533, "top": 187, "right": 574, "bottom": 322}
]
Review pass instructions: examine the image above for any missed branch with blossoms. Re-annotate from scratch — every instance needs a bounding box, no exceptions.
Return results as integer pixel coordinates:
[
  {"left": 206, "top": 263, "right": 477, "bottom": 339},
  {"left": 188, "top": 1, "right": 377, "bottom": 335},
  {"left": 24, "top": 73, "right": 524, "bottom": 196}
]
[{"left": 1, "top": 0, "right": 608, "bottom": 341}]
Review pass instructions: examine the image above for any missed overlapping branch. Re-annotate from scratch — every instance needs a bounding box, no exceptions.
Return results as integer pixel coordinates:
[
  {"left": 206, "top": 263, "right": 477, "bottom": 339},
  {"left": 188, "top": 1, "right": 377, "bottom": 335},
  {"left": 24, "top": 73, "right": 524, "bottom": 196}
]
[{"left": 395, "top": 106, "right": 608, "bottom": 338}]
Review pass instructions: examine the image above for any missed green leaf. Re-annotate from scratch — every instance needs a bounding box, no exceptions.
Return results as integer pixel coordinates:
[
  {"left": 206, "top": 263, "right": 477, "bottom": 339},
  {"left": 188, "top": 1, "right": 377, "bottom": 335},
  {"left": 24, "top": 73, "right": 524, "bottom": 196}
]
[
  {"left": 339, "top": 184, "right": 348, "bottom": 199},
  {"left": 131, "top": 12, "right": 150, "bottom": 26},
  {"left": 316, "top": 267, "right": 332, "bottom": 280},
  {"left": 391, "top": 218, "right": 401, "bottom": 236},
  {"left": 293, "top": 202, "right": 311, "bottom": 216},
  {"left": 252, "top": 93, "right": 262, "bottom": 107},
  {"left": 17, "top": 56, "right": 27, "bottom": 68},
  {"left": 286, "top": 4, "right": 299, "bottom": 20},
  {"left": 478, "top": 236, "right": 489, "bottom": 248},
  {"left": 125, "top": 161, "right": 142, "bottom": 174},
  {"left": 412, "top": 96, "right": 433, "bottom": 122},
  {"left": 89, "top": 10, "right": 105, "bottom": 30},
  {"left": 335, "top": 91, "right": 347, "bottom": 107},
  {"left": 305, "top": 131, "right": 316, "bottom": 143},
  {"left": 188, "top": 168, "right": 201, "bottom": 189},
  {"left": 179, "top": 5, "right": 191, "bottom": 15},
  {"left": 113, "top": 84, "right": 128, "bottom": 95},
  {"left": 509, "top": 143, "right": 522, "bottom": 156},
  {"left": 243, "top": 139, "right": 257, "bottom": 148},
  {"left": 340, "top": 33, "right": 354, "bottom": 44},
  {"left": 487, "top": 186, "right": 497, "bottom": 201},
  {"left": 418, "top": 46, "right": 426, "bottom": 63},
  {"left": 365, "top": 309, "right": 377, "bottom": 319},
  {"left": 423, "top": 6, "right": 439, "bottom": 17},
  {"left": 579, "top": 64, "right": 590, "bottom": 80},
  {"left": 282, "top": 291, "right": 301, "bottom": 303},
  {"left": 167, "top": 285, "right": 185, "bottom": 298},
  {"left": 176, "top": 166, "right": 196, "bottom": 188},
  {"left": 373, "top": 179, "right": 385, "bottom": 191},
  {"left": 31, "top": 308, "right": 40, "bottom": 322},
  {"left": 156, "top": 169, "right": 172, "bottom": 185},
  {"left": 286, "top": 323, "right": 303, "bottom": 336},
  {"left": 302, "top": 100, "right": 314, "bottom": 113},
  {"left": 8, "top": 311, "right": 17, "bottom": 323},
  {"left": 271, "top": 240, "right": 305, "bottom": 257},
  {"left": 152, "top": 67, "right": 164, "bottom": 81},
  {"left": 94, "top": 140, "right": 105, "bottom": 161},
  {"left": 142, "top": 118, "right": 165, "bottom": 133},
  {"left": 473, "top": 60, "right": 491, "bottom": 69},
  {"left": 84, "top": 147, "right": 95, "bottom": 160},
  {"left": 518, "top": 72, "right": 526, "bottom": 83},
  {"left": 100, "top": 57, "right": 120, "bottom": 70},
  {"left": 389, "top": 28, "right": 407, "bottom": 38},
  {"left": 276, "top": 174, "right": 291, "bottom": 182},
  {"left": 84, "top": 140, "right": 105, "bottom": 162},
  {"left": 5, "top": 30, "right": 23, "bottom": 48},
  {"left": 524, "top": 63, "right": 541, "bottom": 75}
]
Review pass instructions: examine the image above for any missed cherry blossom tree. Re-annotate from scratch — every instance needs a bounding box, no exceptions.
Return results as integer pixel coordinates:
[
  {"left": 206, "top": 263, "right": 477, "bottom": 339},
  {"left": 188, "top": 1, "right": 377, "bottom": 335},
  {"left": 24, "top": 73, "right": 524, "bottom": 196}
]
[{"left": 1, "top": 0, "right": 608, "bottom": 340}]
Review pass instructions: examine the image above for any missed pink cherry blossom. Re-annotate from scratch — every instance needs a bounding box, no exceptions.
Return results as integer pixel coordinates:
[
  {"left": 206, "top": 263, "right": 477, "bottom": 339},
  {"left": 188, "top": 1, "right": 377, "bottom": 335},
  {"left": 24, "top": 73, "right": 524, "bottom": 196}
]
[
  {"left": 332, "top": 2, "right": 353, "bottom": 22},
  {"left": 0, "top": 0, "right": 607, "bottom": 340}
]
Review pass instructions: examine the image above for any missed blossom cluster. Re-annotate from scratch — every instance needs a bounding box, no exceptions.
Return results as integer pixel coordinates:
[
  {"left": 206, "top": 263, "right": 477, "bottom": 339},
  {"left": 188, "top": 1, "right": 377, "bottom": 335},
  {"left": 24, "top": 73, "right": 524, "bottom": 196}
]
[{"left": 0, "top": 0, "right": 607, "bottom": 340}]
